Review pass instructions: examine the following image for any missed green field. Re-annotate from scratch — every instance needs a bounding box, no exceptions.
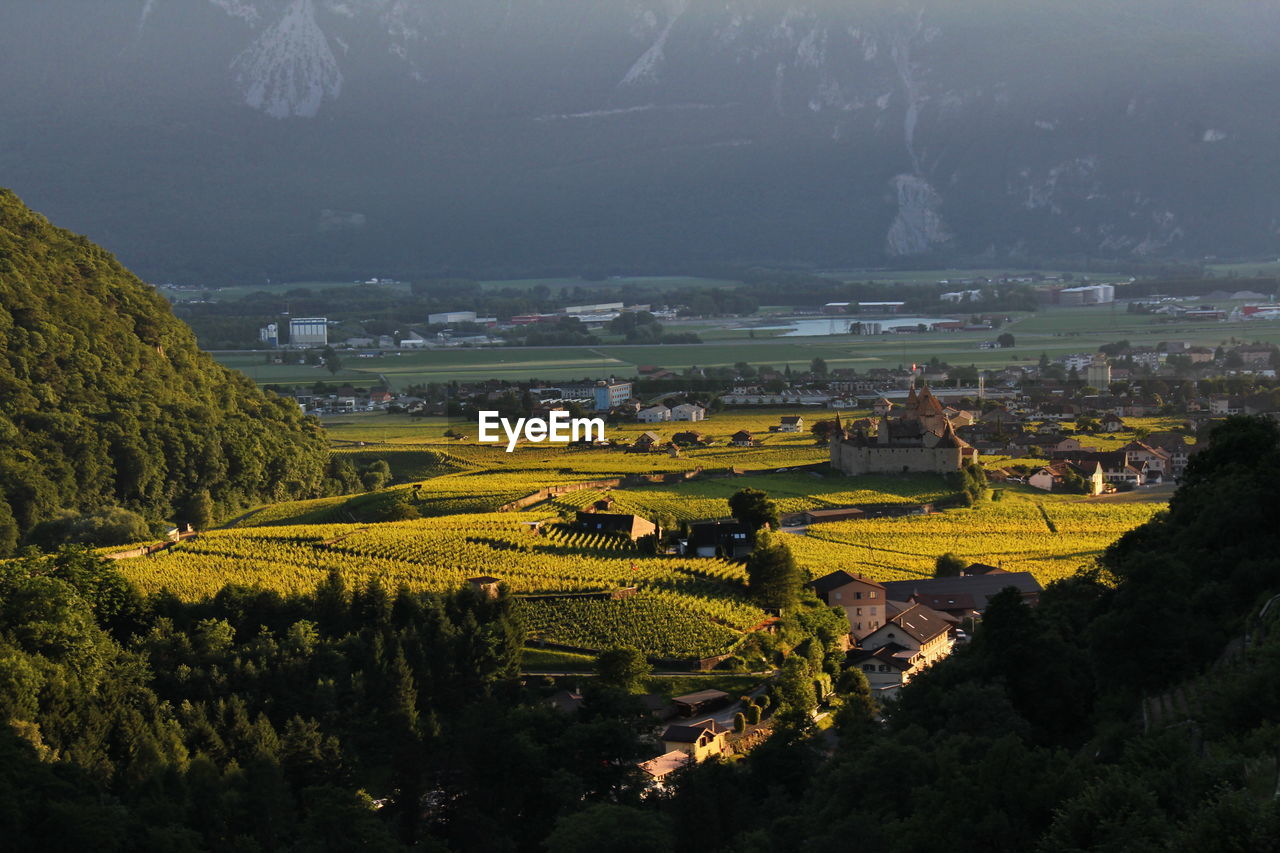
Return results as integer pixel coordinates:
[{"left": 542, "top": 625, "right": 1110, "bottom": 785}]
[
  {"left": 215, "top": 302, "right": 1280, "bottom": 388},
  {"left": 478, "top": 275, "right": 740, "bottom": 293},
  {"left": 818, "top": 268, "right": 1133, "bottom": 284}
]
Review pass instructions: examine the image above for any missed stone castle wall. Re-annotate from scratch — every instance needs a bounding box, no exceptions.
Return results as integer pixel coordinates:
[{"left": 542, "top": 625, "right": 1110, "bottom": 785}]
[{"left": 830, "top": 440, "right": 970, "bottom": 475}]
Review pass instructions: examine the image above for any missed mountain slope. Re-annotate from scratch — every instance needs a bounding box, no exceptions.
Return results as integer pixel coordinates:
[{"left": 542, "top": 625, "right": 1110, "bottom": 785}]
[
  {"left": 1, "top": 1, "right": 1277, "bottom": 283},
  {"left": 0, "top": 189, "right": 329, "bottom": 552}
]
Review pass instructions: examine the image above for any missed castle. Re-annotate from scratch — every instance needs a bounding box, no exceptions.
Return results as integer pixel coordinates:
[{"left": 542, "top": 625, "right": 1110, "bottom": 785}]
[{"left": 830, "top": 385, "right": 978, "bottom": 475}]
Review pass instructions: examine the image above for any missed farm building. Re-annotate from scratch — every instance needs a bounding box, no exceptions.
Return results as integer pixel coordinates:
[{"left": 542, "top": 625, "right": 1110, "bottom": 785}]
[
  {"left": 671, "top": 689, "right": 731, "bottom": 717},
  {"left": 776, "top": 415, "right": 804, "bottom": 432},
  {"left": 797, "top": 507, "right": 866, "bottom": 525},
  {"left": 574, "top": 511, "right": 657, "bottom": 541},
  {"left": 685, "top": 520, "right": 753, "bottom": 558}
]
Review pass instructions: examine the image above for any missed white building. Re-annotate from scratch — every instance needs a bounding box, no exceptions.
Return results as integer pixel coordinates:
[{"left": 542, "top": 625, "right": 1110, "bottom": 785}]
[
  {"left": 670, "top": 404, "right": 706, "bottom": 422},
  {"left": 428, "top": 311, "right": 477, "bottom": 325},
  {"left": 288, "top": 317, "right": 328, "bottom": 348},
  {"left": 398, "top": 333, "right": 429, "bottom": 349},
  {"left": 637, "top": 405, "right": 672, "bottom": 423},
  {"left": 259, "top": 323, "right": 279, "bottom": 347},
  {"left": 1058, "top": 284, "right": 1115, "bottom": 305}
]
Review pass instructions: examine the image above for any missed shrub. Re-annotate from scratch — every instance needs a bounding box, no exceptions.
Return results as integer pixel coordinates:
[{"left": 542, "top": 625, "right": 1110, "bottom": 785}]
[
  {"left": 24, "top": 507, "right": 152, "bottom": 550},
  {"left": 733, "top": 712, "right": 746, "bottom": 733},
  {"left": 745, "top": 704, "right": 761, "bottom": 725}
]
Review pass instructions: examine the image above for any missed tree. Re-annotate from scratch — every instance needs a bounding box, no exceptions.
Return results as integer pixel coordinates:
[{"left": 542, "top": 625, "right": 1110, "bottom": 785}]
[
  {"left": 810, "top": 357, "right": 828, "bottom": 376},
  {"left": 774, "top": 655, "right": 817, "bottom": 725},
  {"left": 594, "top": 647, "right": 651, "bottom": 692},
  {"left": 998, "top": 332, "right": 1015, "bottom": 348},
  {"left": 729, "top": 488, "right": 779, "bottom": 537},
  {"left": 546, "top": 805, "right": 673, "bottom": 853},
  {"left": 935, "top": 552, "right": 965, "bottom": 578},
  {"left": 322, "top": 346, "right": 343, "bottom": 375},
  {"left": 810, "top": 419, "right": 838, "bottom": 445},
  {"left": 24, "top": 507, "right": 152, "bottom": 550},
  {"left": 745, "top": 533, "right": 801, "bottom": 612},
  {"left": 182, "top": 489, "right": 216, "bottom": 530}
]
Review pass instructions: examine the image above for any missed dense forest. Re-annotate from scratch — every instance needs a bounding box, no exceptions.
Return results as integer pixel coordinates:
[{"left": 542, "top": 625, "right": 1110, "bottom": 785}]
[
  {"left": 6, "top": 417, "right": 1280, "bottom": 850},
  {"left": 0, "top": 190, "right": 331, "bottom": 552}
]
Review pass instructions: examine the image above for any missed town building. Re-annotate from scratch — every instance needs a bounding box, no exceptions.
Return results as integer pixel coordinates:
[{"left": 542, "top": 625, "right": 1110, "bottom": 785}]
[
  {"left": 1028, "top": 460, "right": 1105, "bottom": 494},
  {"left": 809, "top": 571, "right": 888, "bottom": 640},
  {"left": 881, "top": 572, "right": 1043, "bottom": 620},
  {"left": 670, "top": 403, "right": 706, "bottom": 422},
  {"left": 660, "top": 719, "right": 728, "bottom": 762},
  {"left": 637, "top": 751, "right": 691, "bottom": 789},
  {"left": 638, "top": 405, "right": 672, "bottom": 423}
]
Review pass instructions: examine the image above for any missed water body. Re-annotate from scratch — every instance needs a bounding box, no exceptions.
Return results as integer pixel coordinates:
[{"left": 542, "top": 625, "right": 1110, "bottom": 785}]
[{"left": 746, "top": 317, "right": 959, "bottom": 337}]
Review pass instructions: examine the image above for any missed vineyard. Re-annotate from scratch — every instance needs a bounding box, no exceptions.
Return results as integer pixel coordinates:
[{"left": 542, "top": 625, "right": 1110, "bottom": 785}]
[
  {"left": 115, "top": 410, "right": 1173, "bottom": 661},
  {"left": 782, "top": 493, "right": 1162, "bottom": 584},
  {"left": 118, "top": 513, "right": 765, "bottom": 659},
  {"left": 546, "top": 472, "right": 952, "bottom": 521},
  {"left": 521, "top": 595, "right": 742, "bottom": 659}
]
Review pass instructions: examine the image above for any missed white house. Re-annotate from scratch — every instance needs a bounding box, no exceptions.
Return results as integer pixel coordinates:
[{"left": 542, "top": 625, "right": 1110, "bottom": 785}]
[
  {"left": 777, "top": 416, "right": 804, "bottom": 433},
  {"left": 637, "top": 405, "right": 672, "bottom": 423},
  {"left": 670, "top": 403, "right": 706, "bottom": 422}
]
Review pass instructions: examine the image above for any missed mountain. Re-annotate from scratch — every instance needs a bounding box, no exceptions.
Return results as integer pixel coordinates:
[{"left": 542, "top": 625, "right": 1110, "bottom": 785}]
[
  {"left": 1, "top": 1, "right": 1277, "bottom": 284},
  {"left": 0, "top": 189, "right": 329, "bottom": 552}
]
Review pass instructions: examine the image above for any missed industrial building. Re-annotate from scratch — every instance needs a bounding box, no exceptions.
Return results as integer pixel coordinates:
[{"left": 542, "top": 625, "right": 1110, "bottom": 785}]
[
  {"left": 288, "top": 317, "right": 328, "bottom": 347},
  {"left": 1057, "top": 284, "right": 1116, "bottom": 305},
  {"left": 428, "top": 311, "right": 477, "bottom": 325}
]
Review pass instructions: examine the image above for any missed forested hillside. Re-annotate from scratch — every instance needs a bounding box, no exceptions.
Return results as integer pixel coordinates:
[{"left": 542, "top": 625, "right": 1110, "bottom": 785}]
[{"left": 0, "top": 189, "right": 329, "bottom": 552}]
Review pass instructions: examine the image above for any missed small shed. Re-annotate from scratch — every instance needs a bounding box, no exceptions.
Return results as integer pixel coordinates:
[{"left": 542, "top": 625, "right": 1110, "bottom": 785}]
[
  {"left": 467, "top": 576, "right": 501, "bottom": 598},
  {"left": 671, "top": 689, "right": 731, "bottom": 717}
]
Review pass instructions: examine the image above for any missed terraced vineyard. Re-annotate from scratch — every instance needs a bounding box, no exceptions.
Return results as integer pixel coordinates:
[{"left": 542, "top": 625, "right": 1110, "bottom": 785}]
[
  {"left": 782, "top": 494, "right": 1162, "bottom": 585},
  {"left": 118, "top": 514, "right": 765, "bottom": 650}
]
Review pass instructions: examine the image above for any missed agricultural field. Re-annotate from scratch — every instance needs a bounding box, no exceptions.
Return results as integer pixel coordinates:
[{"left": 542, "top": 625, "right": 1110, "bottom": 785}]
[
  {"left": 782, "top": 491, "right": 1162, "bottom": 586},
  {"left": 546, "top": 472, "right": 951, "bottom": 522},
  {"left": 112, "top": 400, "right": 1173, "bottom": 664},
  {"left": 215, "top": 300, "right": 1280, "bottom": 387},
  {"left": 477, "top": 275, "right": 740, "bottom": 293}
]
